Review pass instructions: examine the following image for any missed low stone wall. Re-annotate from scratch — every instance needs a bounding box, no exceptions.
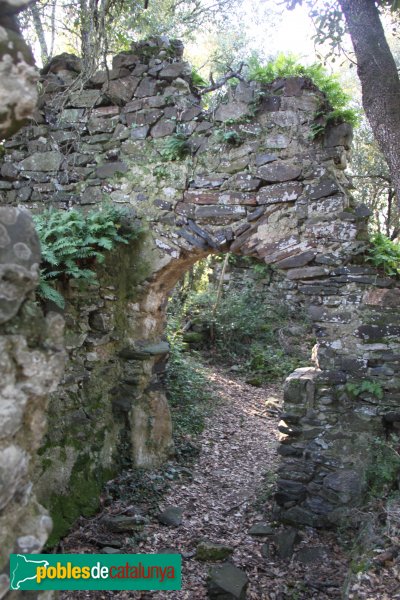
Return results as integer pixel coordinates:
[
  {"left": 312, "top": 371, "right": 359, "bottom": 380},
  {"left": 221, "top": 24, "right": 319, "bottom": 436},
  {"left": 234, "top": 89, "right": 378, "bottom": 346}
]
[{"left": 1, "top": 35, "right": 400, "bottom": 546}]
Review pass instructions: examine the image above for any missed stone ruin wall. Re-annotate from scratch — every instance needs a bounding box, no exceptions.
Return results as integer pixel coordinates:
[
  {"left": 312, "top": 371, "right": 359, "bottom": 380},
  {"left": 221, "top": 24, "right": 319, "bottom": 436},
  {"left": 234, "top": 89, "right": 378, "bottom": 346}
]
[
  {"left": 1, "top": 35, "right": 400, "bottom": 580},
  {"left": 0, "top": 2, "right": 65, "bottom": 596}
]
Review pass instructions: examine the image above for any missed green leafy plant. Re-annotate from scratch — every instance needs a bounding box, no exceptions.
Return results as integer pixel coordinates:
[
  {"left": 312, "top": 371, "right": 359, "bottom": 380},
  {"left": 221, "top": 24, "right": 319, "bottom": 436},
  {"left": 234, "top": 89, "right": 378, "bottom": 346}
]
[
  {"left": 215, "top": 128, "right": 243, "bottom": 145},
  {"left": 367, "top": 233, "right": 400, "bottom": 277},
  {"left": 33, "top": 205, "right": 136, "bottom": 308},
  {"left": 345, "top": 380, "right": 384, "bottom": 400},
  {"left": 166, "top": 314, "right": 215, "bottom": 438},
  {"left": 191, "top": 68, "right": 209, "bottom": 89},
  {"left": 153, "top": 164, "right": 169, "bottom": 179},
  {"left": 366, "top": 436, "right": 400, "bottom": 497},
  {"left": 167, "top": 255, "right": 312, "bottom": 383},
  {"left": 160, "top": 133, "right": 191, "bottom": 161},
  {"left": 248, "top": 53, "right": 359, "bottom": 137}
]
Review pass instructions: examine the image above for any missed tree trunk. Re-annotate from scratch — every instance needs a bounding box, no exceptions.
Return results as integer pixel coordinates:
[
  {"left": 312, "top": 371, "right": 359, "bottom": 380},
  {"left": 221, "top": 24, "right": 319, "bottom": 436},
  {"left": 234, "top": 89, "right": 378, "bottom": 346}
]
[
  {"left": 339, "top": 0, "right": 400, "bottom": 210},
  {"left": 30, "top": 2, "right": 49, "bottom": 65}
]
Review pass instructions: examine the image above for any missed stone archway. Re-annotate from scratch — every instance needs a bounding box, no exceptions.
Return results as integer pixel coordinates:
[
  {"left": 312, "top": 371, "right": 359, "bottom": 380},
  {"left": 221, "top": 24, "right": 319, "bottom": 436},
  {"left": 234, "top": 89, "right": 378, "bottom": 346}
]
[{"left": 1, "top": 35, "right": 399, "bottom": 540}]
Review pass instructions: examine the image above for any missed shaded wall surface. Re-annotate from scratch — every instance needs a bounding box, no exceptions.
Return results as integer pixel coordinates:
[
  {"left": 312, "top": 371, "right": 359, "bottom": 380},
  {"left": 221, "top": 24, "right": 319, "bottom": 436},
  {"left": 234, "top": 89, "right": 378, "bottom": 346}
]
[
  {"left": 1, "top": 36, "right": 400, "bottom": 559},
  {"left": 0, "top": 2, "right": 65, "bottom": 597}
]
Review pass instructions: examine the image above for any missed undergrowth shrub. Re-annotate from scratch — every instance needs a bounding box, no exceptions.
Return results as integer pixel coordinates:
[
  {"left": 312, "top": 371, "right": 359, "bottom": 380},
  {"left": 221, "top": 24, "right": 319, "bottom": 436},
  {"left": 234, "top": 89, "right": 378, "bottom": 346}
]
[
  {"left": 167, "top": 255, "right": 313, "bottom": 383},
  {"left": 166, "top": 314, "right": 215, "bottom": 439},
  {"left": 33, "top": 204, "right": 137, "bottom": 308},
  {"left": 248, "top": 53, "right": 359, "bottom": 137},
  {"left": 366, "top": 436, "right": 400, "bottom": 498},
  {"left": 367, "top": 233, "right": 400, "bottom": 277}
]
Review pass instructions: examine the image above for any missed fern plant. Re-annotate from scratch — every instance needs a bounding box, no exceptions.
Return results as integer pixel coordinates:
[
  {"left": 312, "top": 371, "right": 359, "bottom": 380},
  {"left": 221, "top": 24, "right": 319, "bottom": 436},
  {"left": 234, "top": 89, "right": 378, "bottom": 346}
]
[
  {"left": 191, "top": 69, "right": 209, "bottom": 89},
  {"left": 367, "top": 233, "right": 400, "bottom": 277},
  {"left": 248, "top": 53, "right": 359, "bottom": 137},
  {"left": 33, "top": 205, "right": 136, "bottom": 308},
  {"left": 345, "top": 380, "right": 384, "bottom": 400},
  {"left": 215, "top": 128, "right": 243, "bottom": 145},
  {"left": 160, "top": 133, "right": 191, "bottom": 161}
]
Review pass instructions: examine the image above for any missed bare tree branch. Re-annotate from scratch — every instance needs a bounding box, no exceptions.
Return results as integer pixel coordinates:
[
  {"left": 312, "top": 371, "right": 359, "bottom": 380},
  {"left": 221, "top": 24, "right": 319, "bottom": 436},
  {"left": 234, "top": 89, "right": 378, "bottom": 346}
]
[{"left": 200, "top": 63, "right": 246, "bottom": 95}]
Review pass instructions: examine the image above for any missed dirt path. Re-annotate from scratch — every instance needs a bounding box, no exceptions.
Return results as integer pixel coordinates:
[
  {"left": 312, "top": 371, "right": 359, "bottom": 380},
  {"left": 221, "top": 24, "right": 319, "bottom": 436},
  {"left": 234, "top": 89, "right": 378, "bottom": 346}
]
[{"left": 60, "top": 368, "right": 349, "bottom": 600}]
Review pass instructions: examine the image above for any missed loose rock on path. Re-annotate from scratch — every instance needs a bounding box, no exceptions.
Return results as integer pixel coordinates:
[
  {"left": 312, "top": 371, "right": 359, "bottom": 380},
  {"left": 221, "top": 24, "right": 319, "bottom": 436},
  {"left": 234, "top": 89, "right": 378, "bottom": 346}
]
[{"left": 60, "top": 367, "right": 349, "bottom": 599}]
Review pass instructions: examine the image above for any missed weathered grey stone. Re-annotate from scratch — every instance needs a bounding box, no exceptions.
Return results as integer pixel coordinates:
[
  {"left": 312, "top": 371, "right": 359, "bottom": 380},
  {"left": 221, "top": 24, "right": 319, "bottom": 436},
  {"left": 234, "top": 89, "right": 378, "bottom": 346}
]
[
  {"left": 275, "top": 251, "right": 316, "bottom": 269},
  {"left": 112, "top": 52, "right": 139, "bottom": 70},
  {"left": 1, "top": 162, "right": 18, "bottom": 180},
  {"left": 296, "top": 546, "right": 328, "bottom": 565},
  {"left": 87, "top": 115, "right": 119, "bottom": 134},
  {"left": 306, "top": 179, "right": 339, "bottom": 200},
  {"left": 119, "top": 341, "right": 170, "bottom": 359},
  {"left": 135, "top": 77, "right": 158, "bottom": 98},
  {"left": 157, "top": 506, "right": 183, "bottom": 527},
  {"left": 273, "top": 528, "right": 301, "bottom": 559},
  {"left": 214, "top": 102, "right": 249, "bottom": 122},
  {"left": 324, "top": 122, "right": 353, "bottom": 149},
  {"left": 228, "top": 174, "right": 261, "bottom": 192},
  {"left": 151, "top": 120, "right": 176, "bottom": 138},
  {"left": 207, "top": 563, "right": 249, "bottom": 600},
  {"left": 129, "top": 125, "right": 149, "bottom": 140},
  {"left": 19, "top": 151, "right": 63, "bottom": 172},
  {"left": 0, "top": 207, "right": 40, "bottom": 323},
  {"left": 196, "top": 541, "right": 234, "bottom": 562},
  {"left": 195, "top": 205, "right": 246, "bottom": 223},
  {"left": 0, "top": 16, "right": 37, "bottom": 138},
  {"left": 286, "top": 266, "right": 329, "bottom": 280},
  {"left": 68, "top": 89, "right": 102, "bottom": 107},
  {"left": 81, "top": 185, "right": 104, "bottom": 204},
  {"left": 191, "top": 175, "right": 228, "bottom": 189},
  {"left": 257, "top": 161, "right": 301, "bottom": 183},
  {"left": 323, "top": 470, "right": 363, "bottom": 503},
  {"left": 0, "top": 445, "right": 28, "bottom": 509},
  {"left": 96, "top": 162, "right": 128, "bottom": 179},
  {"left": 357, "top": 324, "right": 400, "bottom": 342},
  {"left": 159, "top": 62, "right": 190, "bottom": 80},
  {"left": 101, "top": 514, "right": 148, "bottom": 532},
  {"left": 181, "top": 106, "right": 202, "bottom": 121},
  {"left": 255, "top": 153, "right": 277, "bottom": 167},
  {"left": 265, "top": 133, "right": 289, "bottom": 148},
  {"left": 248, "top": 523, "right": 273, "bottom": 536},
  {"left": 256, "top": 182, "right": 302, "bottom": 204},
  {"left": 234, "top": 82, "right": 254, "bottom": 103},
  {"left": 103, "top": 76, "right": 140, "bottom": 104},
  {"left": 126, "top": 109, "right": 162, "bottom": 127}
]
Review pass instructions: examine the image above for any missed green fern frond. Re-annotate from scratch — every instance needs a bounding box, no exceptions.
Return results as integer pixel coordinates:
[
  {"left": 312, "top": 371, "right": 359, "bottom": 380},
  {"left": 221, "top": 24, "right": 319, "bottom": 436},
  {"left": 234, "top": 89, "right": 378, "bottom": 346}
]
[
  {"left": 32, "top": 204, "right": 138, "bottom": 307},
  {"left": 37, "top": 281, "right": 65, "bottom": 309}
]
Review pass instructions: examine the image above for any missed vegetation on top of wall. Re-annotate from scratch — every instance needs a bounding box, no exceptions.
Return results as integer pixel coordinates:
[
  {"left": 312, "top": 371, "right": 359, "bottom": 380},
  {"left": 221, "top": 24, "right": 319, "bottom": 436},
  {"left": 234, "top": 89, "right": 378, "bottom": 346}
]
[
  {"left": 367, "top": 233, "right": 400, "bottom": 277},
  {"left": 33, "top": 204, "right": 138, "bottom": 309},
  {"left": 248, "top": 54, "right": 359, "bottom": 137}
]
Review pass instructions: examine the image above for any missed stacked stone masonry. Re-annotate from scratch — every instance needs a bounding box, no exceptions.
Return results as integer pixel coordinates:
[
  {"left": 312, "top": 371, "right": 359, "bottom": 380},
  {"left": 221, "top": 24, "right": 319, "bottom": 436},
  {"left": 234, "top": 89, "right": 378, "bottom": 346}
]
[{"left": 1, "top": 35, "right": 400, "bottom": 570}]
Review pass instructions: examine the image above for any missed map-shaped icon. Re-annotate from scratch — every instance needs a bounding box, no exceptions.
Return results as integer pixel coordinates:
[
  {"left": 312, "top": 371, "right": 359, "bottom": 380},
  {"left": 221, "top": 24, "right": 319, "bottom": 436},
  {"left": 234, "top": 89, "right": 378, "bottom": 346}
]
[{"left": 10, "top": 554, "right": 49, "bottom": 590}]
